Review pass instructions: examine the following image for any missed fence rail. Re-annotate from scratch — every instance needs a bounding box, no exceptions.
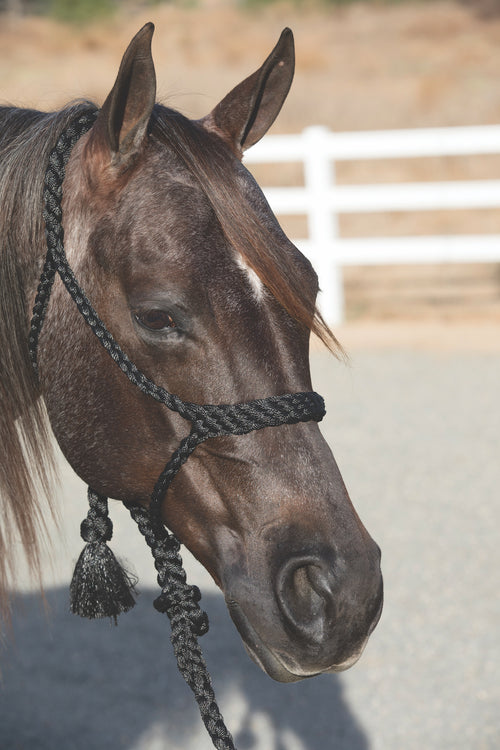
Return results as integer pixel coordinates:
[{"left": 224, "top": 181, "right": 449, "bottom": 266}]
[{"left": 245, "top": 125, "right": 500, "bottom": 323}]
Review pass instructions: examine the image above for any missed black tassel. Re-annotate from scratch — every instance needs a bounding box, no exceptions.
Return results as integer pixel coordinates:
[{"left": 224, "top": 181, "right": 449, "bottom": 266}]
[{"left": 70, "top": 488, "right": 137, "bottom": 623}]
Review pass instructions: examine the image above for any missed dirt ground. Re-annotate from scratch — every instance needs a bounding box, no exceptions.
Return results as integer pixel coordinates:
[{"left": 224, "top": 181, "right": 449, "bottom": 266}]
[{"left": 1, "top": 0, "right": 500, "bottom": 320}]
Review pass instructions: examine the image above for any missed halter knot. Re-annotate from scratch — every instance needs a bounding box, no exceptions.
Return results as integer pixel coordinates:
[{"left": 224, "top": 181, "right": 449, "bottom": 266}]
[
  {"left": 80, "top": 514, "right": 113, "bottom": 543},
  {"left": 193, "top": 417, "right": 212, "bottom": 439},
  {"left": 154, "top": 584, "right": 209, "bottom": 636}
]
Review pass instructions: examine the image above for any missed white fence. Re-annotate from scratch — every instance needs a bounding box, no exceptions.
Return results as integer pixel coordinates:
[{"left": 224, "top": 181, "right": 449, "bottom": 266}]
[{"left": 245, "top": 125, "right": 500, "bottom": 324}]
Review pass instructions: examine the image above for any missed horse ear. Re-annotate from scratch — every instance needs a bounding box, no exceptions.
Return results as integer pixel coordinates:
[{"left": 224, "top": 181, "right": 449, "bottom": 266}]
[
  {"left": 200, "top": 28, "right": 294, "bottom": 157},
  {"left": 95, "top": 22, "right": 156, "bottom": 166}
]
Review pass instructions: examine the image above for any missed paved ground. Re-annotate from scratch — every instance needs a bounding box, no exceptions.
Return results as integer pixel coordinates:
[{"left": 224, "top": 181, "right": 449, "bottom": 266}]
[{"left": 1, "top": 328, "right": 499, "bottom": 749}]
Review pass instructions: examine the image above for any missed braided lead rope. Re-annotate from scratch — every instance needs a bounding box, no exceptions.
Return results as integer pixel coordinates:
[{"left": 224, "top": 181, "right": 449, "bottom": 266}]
[
  {"left": 30, "top": 111, "right": 327, "bottom": 750},
  {"left": 126, "top": 503, "right": 234, "bottom": 750}
]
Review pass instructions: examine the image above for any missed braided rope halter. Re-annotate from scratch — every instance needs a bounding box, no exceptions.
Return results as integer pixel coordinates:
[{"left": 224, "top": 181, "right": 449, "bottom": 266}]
[{"left": 29, "top": 110, "right": 326, "bottom": 750}]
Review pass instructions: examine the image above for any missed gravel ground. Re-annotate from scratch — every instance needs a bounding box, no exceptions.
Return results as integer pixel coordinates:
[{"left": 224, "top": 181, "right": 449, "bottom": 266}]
[{"left": 1, "top": 333, "right": 499, "bottom": 750}]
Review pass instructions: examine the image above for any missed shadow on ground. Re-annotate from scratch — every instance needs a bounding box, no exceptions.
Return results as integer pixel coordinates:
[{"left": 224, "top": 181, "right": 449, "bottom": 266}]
[{"left": 1, "top": 587, "right": 367, "bottom": 750}]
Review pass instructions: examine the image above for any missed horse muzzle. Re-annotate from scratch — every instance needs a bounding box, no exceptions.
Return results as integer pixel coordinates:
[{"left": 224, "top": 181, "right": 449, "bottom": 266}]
[{"left": 223, "top": 541, "right": 383, "bottom": 683}]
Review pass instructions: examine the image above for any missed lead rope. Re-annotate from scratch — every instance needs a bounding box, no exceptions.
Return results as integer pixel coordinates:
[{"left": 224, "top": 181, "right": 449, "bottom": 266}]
[
  {"left": 29, "top": 109, "right": 326, "bottom": 750},
  {"left": 127, "top": 503, "right": 233, "bottom": 747}
]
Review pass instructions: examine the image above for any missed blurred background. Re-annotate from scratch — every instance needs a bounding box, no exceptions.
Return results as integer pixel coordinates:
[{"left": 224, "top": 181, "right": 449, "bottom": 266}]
[
  {"left": 1, "top": 2, "right": 499, "bottom": 750},
  {"left": 2, "top": 0, "right": 500, "bottom": 323}
]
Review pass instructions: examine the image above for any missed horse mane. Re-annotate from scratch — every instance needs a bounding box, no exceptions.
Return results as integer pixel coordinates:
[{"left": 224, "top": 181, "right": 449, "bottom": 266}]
[
  {"left": 0, "top": 101, "right": 95, "bottom": 621},
  {"left": 150, "top": 106, "right": 342, "bottom": 355}
]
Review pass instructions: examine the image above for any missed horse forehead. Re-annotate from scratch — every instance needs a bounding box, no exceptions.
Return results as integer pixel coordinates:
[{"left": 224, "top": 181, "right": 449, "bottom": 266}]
[
  {"left": 97, "top": 145, "right": 283, "bottom": 299},
  {"left": 114, "top": 172, "right": 221, "bottom": 266},
  {"left": 131, "top": 162, "right": 213, "bottom": 228},
  {"left": 114, "top": 156, "right": 257, "bottom": 280}
]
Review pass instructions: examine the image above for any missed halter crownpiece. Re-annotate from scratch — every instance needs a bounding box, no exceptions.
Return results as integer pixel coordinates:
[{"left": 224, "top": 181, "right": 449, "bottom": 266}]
[{"left": 30, "top": 110, "right": 326, "bottom": 750}]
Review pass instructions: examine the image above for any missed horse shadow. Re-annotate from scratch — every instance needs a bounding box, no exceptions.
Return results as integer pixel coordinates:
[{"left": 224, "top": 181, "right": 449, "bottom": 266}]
[{"left": 1, "top": 587, "right": 369, "bottom": 750}]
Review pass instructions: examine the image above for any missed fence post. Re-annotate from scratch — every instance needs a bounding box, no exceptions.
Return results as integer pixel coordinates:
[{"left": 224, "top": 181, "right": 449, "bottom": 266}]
[{"left": 302, "top": 126, "right": 344, "bottom": 325}]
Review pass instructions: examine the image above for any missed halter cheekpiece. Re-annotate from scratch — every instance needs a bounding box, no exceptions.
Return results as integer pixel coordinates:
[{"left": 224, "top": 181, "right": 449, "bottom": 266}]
[{"left": 30, "top": 110, "right": 326, "bottom": 750}]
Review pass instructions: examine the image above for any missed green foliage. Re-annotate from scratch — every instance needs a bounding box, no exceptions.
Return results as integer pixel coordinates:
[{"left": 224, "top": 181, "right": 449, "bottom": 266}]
[
  {"left": 48, "top": 0, "right": 116, "bottom": 24},
  {"left": 241, "top": 0, "right": 433, "bottom": 7}
]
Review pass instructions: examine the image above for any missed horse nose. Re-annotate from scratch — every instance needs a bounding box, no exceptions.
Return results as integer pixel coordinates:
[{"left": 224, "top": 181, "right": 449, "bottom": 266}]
[{"left": 275, "top": 554, "right": 338, "bottom": 644}]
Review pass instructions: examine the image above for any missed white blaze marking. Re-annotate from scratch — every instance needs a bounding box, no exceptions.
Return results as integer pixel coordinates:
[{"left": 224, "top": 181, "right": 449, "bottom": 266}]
[{"left": 236, "top": 255, "right": 265, "bottom": 301}]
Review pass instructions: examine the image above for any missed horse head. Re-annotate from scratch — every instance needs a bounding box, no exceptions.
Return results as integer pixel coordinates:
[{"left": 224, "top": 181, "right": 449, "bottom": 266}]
[{"left": 36, "top": 24, "right": 382, "bottom": 683}]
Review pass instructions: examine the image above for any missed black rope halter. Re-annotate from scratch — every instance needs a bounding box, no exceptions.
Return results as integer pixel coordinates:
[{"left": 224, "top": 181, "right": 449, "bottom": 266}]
[{"left": 29, "top": 110, "right": 326, "bottom": 750}]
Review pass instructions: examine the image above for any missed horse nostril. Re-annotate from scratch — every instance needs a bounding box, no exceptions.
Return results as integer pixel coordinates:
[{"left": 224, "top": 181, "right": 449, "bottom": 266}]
[{"left": 276, "top": 556, "right": 337, "bottom": 644}]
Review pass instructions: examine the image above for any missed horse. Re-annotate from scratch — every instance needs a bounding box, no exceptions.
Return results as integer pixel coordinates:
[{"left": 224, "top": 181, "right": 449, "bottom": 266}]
[{"left": 0, "top": 23, "right": 382, "bottom": 686}]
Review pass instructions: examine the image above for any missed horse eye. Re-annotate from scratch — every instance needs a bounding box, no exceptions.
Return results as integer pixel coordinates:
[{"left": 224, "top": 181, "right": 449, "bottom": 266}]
[{"left": 134, "top": 309, "right": 176, "bottom": 332}]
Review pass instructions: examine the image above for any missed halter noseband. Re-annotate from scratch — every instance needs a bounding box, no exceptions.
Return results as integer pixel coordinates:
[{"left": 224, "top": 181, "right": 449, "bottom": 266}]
[{"left": 30, "top": 110, "right": 326, "bottom": 750}]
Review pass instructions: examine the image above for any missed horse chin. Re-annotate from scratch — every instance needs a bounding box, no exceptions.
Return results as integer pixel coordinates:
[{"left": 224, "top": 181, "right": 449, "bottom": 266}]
[
  {"left": 227, "top": 598, "right": 302, "bottom": 683},
  {"left": 225, "top": 598, "right": 365, "bottom": 683}
]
